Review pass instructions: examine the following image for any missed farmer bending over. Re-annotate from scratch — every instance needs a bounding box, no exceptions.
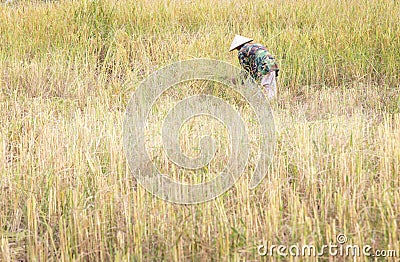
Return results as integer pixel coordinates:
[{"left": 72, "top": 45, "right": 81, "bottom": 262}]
[{"left": 229, "top": 35, "right": 279, "bottom": 99}]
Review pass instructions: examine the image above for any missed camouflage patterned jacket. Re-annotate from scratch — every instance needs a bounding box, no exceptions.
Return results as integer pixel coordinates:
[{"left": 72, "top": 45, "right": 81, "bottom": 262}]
[{"left": 238, "top": 43, "right": 279, "bottom": 82}]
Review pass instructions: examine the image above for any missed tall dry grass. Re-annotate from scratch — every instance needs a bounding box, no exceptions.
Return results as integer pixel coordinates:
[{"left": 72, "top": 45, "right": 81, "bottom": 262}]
[{"left": 0, "top": 0, "right": 399, "bottom": 260}]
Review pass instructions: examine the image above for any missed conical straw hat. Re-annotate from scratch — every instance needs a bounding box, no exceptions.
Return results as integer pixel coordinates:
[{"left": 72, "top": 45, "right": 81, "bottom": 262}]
[{"left": 229, "top": 35, "right": 253, "bottom": 51}]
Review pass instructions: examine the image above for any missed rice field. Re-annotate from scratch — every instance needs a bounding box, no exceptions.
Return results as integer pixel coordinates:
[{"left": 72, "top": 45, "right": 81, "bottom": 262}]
[{"left": 0, "top": 0, "right": 399, "bottom": 260}]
